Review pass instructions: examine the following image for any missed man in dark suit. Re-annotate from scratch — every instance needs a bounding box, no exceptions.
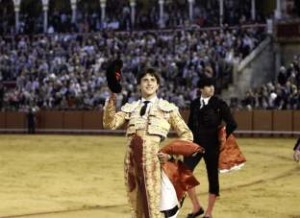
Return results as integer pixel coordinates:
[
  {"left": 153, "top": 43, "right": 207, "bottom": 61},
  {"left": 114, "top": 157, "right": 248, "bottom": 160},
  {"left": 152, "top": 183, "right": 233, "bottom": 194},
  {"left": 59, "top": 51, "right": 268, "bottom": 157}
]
[
  {"left": 293, "top": 137, "right": 300, "bottom": 162},
  {"left": 27, "top": 106, "right": 38, "bottom": 134},
  {"left": 184, "top": 77, "right": 237, "bottom": 218}
]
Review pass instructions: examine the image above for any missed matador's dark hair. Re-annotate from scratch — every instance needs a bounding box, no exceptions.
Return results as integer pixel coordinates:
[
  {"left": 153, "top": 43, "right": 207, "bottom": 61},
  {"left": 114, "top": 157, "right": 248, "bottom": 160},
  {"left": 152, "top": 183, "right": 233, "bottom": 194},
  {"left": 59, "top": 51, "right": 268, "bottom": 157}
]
[{"left": 137, "top": 68, "right": 161, "bottom": 85}]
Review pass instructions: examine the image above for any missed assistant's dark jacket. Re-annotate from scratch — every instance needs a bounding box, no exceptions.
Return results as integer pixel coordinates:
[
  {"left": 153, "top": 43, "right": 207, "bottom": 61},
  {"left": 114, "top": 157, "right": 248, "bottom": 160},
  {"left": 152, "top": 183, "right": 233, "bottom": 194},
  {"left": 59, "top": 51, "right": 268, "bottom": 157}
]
[
  {"left": 188, "top": 96, "right": 237, "bottom": 150},
  {"left": 294, "top": 138, "right": 300, "bottom": 150}
]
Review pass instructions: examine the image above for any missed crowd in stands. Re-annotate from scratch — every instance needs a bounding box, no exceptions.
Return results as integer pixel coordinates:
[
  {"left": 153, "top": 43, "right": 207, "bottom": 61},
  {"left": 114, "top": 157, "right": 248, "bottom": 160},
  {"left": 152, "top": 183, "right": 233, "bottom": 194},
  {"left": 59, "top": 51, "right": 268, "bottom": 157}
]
[
  {"left": 0, "top": 24, "right": 265, "bottom": 111},
  {"left": 0, "top": 0, "right": 265, "bottom": 35},
  {"left": 0, "top": 0, "right": 272, "bottom": 112},
  {"left": 236, "top": 55, "right": 300, "bottom": 110}
]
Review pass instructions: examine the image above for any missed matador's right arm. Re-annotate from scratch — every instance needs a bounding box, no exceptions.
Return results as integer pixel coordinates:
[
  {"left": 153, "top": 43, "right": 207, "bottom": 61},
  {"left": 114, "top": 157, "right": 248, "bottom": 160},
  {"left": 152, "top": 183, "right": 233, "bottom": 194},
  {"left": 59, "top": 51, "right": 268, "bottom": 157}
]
[{"left": 103, "top": 94, "right": 127, "bottom": 129}]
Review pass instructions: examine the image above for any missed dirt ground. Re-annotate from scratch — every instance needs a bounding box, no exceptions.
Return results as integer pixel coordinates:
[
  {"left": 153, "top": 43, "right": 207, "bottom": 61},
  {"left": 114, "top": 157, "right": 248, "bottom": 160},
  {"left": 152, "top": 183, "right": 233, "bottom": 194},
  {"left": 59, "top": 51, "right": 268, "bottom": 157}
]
[{"left": 0, "top": 135, "right": 299, "bottom": 218}]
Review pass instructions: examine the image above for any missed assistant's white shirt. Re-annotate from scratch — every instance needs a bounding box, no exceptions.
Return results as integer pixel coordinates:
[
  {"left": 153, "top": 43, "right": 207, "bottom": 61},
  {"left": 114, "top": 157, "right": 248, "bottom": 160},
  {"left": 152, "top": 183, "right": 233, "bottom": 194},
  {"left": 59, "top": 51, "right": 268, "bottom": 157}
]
[{"left": 200, "top": 96, "right": 211, "bottom": 105}]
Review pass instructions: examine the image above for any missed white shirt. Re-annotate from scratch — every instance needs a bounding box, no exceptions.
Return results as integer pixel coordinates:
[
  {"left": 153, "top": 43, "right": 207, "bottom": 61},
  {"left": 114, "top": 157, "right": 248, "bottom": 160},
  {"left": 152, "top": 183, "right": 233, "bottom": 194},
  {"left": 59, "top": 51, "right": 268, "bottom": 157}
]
[
  {"left": 200, "top": 96, "right": 211, "bottom": 108},
  {"left": 140, "top": 96, "right": 157, "bottom": 116}
]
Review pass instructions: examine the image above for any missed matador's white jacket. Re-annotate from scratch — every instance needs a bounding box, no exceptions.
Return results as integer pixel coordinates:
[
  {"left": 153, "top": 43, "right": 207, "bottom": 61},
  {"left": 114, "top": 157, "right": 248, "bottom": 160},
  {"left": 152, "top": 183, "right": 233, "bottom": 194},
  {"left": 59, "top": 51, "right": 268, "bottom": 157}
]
[{"left": 103, "top": 96, "right": 194, "bottom": 218}]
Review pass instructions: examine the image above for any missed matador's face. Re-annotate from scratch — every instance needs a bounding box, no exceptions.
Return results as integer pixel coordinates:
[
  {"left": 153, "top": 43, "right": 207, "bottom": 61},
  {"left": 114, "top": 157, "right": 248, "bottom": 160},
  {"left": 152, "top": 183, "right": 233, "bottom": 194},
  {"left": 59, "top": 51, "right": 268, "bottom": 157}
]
[{"left": 139, "top": 73, "right": 159, "bottom": 99}]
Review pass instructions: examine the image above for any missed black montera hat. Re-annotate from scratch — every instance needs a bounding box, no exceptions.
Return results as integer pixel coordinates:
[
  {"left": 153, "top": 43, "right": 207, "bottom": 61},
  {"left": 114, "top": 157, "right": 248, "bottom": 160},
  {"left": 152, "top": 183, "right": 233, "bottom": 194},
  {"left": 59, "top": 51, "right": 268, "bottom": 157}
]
[
  {"left": 106, "top": 59, "right": 123, "bottom": 93},
  {"left": 197, "top": 77, "right": 215, "bottom": 89}
]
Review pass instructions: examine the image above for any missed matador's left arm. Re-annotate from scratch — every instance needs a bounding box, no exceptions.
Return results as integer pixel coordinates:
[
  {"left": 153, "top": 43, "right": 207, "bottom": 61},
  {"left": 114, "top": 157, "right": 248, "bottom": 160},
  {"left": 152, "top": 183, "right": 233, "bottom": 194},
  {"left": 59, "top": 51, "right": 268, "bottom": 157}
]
[{"left": 168, "top": 106, "right": 193, "bottom": 141}]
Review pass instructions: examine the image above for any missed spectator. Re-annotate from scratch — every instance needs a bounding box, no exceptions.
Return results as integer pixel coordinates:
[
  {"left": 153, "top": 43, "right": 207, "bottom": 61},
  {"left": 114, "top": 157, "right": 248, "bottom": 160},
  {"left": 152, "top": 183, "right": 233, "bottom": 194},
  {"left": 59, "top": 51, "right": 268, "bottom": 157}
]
[{"left": 26, "top": 105, "right": 39, "bottom": 134}]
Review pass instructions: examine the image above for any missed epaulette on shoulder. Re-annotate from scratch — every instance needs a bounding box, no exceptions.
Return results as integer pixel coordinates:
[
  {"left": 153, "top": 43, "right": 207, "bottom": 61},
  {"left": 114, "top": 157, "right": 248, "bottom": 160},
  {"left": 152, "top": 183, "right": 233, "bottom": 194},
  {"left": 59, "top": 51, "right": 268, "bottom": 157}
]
[
  {"left": 158, "top": 99, "right": 178, "bottom": 112},
  {"left": 121, "top": 101, "right": 140, "bottom": 113}
]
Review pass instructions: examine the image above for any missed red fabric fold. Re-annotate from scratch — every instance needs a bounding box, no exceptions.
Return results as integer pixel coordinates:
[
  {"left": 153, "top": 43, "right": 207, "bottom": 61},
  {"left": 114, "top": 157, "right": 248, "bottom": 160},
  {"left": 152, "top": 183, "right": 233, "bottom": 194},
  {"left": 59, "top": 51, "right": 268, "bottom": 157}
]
[
  {"left": 218, "top": 126, "right": 246, "bottom": 171},
  {"left": 159, "top": 139, "right": 204, "bottom": 202},
  {"left": 159, "top": 139, "right": 204, "bottom": 156}
]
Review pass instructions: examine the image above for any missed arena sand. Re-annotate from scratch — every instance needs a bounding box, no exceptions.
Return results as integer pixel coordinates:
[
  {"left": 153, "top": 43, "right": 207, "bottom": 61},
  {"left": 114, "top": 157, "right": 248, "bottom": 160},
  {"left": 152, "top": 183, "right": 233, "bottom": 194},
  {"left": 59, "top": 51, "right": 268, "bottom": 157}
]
[{"left": 0, "top": 135, "right": 299, "bottom": 218}]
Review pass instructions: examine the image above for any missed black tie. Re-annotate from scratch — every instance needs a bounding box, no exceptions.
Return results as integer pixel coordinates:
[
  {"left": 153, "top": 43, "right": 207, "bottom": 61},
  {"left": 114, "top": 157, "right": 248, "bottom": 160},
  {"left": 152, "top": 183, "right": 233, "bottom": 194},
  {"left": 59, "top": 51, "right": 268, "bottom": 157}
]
[
  {"left": 140, "top": 101, "right": 150, "bottom": 116},
  {"left": 200, "top": 99, "right": 205, "bottom": 109}
]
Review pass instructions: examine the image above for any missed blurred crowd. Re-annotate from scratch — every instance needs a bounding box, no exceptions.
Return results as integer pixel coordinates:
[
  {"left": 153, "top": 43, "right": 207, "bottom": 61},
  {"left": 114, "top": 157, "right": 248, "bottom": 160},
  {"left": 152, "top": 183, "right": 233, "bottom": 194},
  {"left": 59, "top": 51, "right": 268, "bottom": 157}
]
[
  {"left": 0, "top": 0, "right": 265, "bottom": 35},
  {"left": 0, "top": 24, "right": 265, "bottom": 111},
  {"left": 235, "top": 55, "right": 300, "bottom": 110},
  {"left": 0, "top": 0, "right": 278, "bottom": 112}
]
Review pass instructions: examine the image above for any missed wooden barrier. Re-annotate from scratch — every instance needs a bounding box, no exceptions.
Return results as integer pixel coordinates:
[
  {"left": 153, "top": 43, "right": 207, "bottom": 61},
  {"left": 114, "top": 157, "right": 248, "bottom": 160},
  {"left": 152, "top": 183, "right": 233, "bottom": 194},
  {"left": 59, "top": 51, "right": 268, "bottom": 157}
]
[
  {"left": 233, "top": 110, "right": 253, "bottom": 135},
  {"left": 5, "top": 112, "right": 26, "bottom": 130},
  {"left": 0, "top": 112, "right": 5, "bottom": 129},
  {"left": 0, "top": 110, "right": 299, "bottom": 136},
  {"left": 293, "top": 110, "right": 300, "bottom": 132},
  {"left": 252, "top": 110, "right": 273, "bottom": 136},
  {"left": 64, "top": 111, "right": 84, "bottom": 130},
  {"left": 180, "top": 110, "right": 190, "bottom": 123},
  {"left": 83, "top": 111, "right": 102, "bottom": 129},
  {"left": 273, "top": 110, "right": 293, "bottom": 136},
  {"left": 43, "top": 111, "right": 64, "bottom": 129}
]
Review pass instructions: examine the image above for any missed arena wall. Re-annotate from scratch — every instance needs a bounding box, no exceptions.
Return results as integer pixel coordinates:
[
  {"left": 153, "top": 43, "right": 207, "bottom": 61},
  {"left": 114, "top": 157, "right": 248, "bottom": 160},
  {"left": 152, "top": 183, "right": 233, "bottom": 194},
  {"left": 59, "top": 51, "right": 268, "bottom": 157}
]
[{"left": 0, "top": 110, "right": 299, "bottom": 137}]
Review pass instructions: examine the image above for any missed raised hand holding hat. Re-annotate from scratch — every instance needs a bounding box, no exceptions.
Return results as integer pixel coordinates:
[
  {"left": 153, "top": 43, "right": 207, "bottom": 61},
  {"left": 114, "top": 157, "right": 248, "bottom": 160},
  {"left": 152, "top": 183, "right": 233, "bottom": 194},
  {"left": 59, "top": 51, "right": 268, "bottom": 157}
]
[{"left": 106, "top": 59, "right": 123, "bottom": 93}]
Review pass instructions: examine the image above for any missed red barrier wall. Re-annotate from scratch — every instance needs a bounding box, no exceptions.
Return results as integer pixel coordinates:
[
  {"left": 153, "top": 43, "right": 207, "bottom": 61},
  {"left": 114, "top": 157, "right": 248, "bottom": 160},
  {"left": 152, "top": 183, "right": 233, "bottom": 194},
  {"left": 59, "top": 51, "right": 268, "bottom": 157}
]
[
  {"left": 252, "top": 110, "right": 273, "bottom": 136},
  {"left": 293, "top": 110, "right": 300, "bottom": 132},
  {"left": 273, "top": 110, "right": 293, "bottom": 132},
  {"left": 43, "top": 111, "right": 64, "bottom": 129},
  {"left": 64, "top": 111, "right": 84, "bottom": 129},
  {"left": 5, "top": 112, "right": 26, "bottom": 129},
  {"left": 0, "top": 110, "right": 299, "bottom": 136},
  {"left": 83, "top": 111, "right": 102, "bottom": 129},
  {"left": 0, "top": 112, "right": 5, "bottom": 129},
  {"left": 233, "top": 110, "right": 253, "bottom": 132}
]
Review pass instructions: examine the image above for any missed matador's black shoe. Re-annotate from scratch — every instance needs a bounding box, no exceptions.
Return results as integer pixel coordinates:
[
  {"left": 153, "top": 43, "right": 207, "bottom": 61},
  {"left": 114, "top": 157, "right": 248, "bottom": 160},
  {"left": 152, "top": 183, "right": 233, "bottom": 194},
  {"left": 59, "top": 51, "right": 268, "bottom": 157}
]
[{"left": 186, "top": 207, "right": 204, "bottom": 218}]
